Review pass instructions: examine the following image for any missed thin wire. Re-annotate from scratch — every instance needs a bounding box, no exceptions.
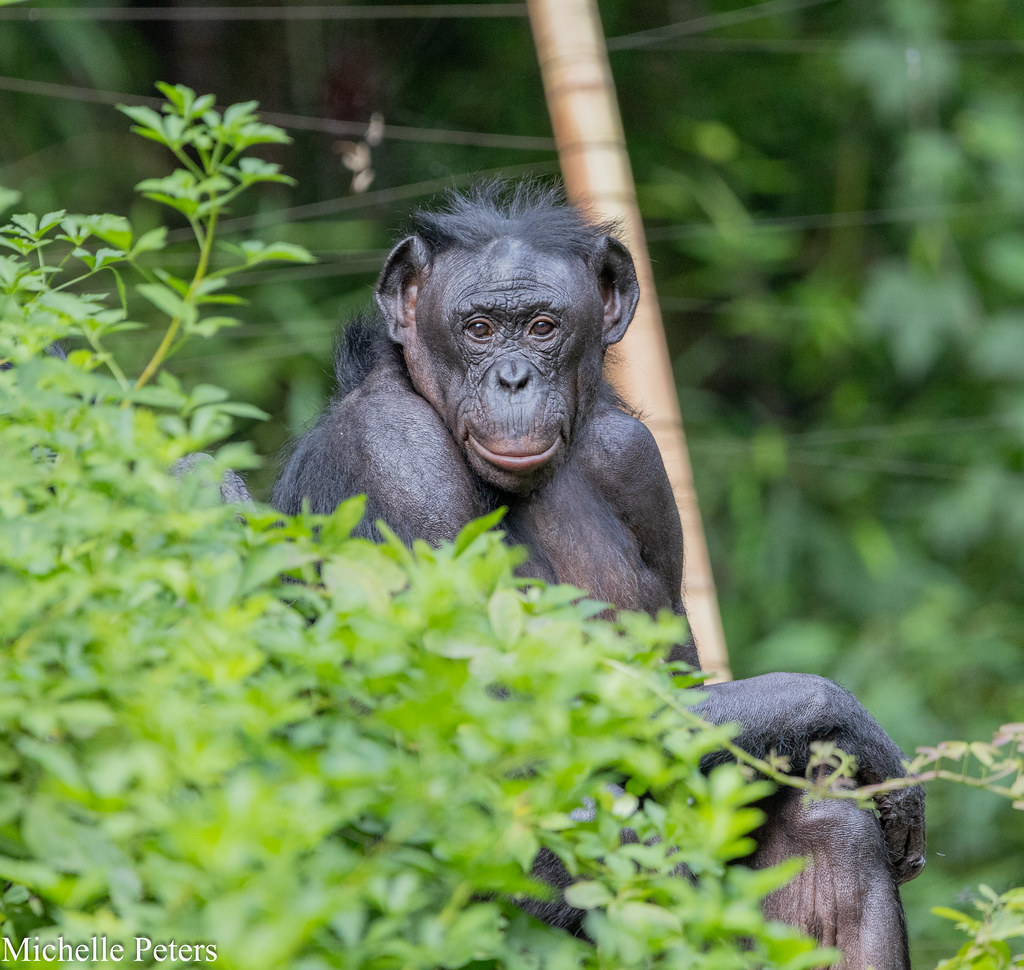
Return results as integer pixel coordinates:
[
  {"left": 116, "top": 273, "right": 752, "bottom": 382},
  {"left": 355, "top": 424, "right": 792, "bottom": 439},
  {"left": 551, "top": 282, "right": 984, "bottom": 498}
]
[
  {"left": 607, "top": 0, "right": 838, "bottom": 51},
  {"left": 204, "top": 194, "right": 1023, "bottom": 254},
  {"left": 784, "top": 416, "right": 1020, "bottom": 446},
  {"left": 785, "top": 451, "right": 987, "bottom": 481},
  {"left": 259, "top": 107, "right": 555, "bottom": 151},
  {"left": 692, "top": 416, "right": 1020, "bottom": 452},
  {"left": 645, "top": 199, "right": 1021, "bottom": 241},
  {"left": 0, "top": 4, "right": 529, "bottom": 21},
  {"left": 618, "top": 37, "right": 1024, "bottom": 54},
  {"left": 0, "top": 75, "right": 556, "bottom": 152},
  {"left": 166, "top": 161, "right": 562, "bottom": 242},
  {"left": 229, "top": 259, "right": 385, "bottom": 288}
]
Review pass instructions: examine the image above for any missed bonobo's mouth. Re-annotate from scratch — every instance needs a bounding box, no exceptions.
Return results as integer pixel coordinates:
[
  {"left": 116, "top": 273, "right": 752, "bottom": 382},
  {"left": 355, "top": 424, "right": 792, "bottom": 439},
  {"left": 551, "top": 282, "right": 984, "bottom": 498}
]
[{"left": 467, "top": 435, "right": 560, "bottom": 473}]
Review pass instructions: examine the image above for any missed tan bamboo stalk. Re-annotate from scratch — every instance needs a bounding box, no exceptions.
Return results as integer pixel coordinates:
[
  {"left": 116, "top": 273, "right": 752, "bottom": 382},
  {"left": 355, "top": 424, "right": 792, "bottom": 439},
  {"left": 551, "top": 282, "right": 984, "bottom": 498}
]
[{"left": 527, "top": 0, "right": 732, "bottom": 680}]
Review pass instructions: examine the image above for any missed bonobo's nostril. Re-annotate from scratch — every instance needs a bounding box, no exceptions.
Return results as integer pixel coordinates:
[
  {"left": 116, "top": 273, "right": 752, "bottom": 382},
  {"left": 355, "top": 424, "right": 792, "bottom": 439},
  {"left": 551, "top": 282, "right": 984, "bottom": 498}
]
[{"left": 496, "top": 358, "right": 530, "bottom": 392}]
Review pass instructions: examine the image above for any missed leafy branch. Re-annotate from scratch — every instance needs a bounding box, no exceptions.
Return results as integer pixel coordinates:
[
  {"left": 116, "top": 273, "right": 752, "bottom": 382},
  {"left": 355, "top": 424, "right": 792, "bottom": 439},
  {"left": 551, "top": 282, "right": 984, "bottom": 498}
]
[
  {"left": 0, "top": 83, "right": 313, "bottom": 397},
  {"left": 933, "top": 885, "right": 1024, "bottom": 970},
  {"left": 119, "top": 82, "right": 313, "bottom": 392},
  {"left": 605, "top": 659, "right": 1024, "bottom": 809}
]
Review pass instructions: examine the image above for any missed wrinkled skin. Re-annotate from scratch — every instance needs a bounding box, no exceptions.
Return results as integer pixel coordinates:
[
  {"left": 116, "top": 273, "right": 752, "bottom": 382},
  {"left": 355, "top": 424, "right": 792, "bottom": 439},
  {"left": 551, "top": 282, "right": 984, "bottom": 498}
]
[
  {"left": 376, "top": 235, "right": 630, "bottom": 498},
  {"left": 273, "top": 203, "right": 925, "bottom": 968}
]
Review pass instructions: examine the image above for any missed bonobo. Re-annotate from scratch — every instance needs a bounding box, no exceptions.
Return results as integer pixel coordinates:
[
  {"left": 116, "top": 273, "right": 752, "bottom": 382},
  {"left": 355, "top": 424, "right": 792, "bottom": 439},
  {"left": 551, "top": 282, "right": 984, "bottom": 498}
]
[{"left": 273, "top": 183, "right": 925, "bottom": 968}]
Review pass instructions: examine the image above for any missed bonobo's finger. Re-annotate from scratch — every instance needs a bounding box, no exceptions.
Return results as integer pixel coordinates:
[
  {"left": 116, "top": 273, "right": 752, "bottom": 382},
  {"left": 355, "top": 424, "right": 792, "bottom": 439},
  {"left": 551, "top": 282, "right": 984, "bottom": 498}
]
[{"left": 878, "top": 784, "right": 926, "bottom": 884}]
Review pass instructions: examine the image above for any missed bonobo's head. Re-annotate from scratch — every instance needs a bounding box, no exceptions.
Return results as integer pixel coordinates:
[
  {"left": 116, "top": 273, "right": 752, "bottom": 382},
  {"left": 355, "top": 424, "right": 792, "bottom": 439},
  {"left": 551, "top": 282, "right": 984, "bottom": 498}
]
[{"left": 374, "top": 182, "right": 639, "bottom": 495}]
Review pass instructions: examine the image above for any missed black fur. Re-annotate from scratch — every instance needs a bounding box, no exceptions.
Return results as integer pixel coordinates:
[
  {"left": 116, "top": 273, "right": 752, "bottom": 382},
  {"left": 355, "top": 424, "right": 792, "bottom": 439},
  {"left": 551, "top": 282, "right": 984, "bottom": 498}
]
[{"left": 270, "top": 184, "right": 925, "bottom": 967}]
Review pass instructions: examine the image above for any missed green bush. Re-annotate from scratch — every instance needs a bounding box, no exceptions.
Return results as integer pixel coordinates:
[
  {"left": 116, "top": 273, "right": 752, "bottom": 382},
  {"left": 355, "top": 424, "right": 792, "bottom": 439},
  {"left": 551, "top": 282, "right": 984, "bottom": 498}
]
[{"left": 0, "top": 85, "right": 828, "bottom": 970}]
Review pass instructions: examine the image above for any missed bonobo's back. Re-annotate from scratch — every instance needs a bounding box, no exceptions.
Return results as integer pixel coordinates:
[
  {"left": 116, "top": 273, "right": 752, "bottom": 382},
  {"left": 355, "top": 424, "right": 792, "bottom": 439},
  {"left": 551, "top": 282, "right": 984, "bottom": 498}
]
[{"left": 331, "top": 312, "right": 390, "bottom": 400}]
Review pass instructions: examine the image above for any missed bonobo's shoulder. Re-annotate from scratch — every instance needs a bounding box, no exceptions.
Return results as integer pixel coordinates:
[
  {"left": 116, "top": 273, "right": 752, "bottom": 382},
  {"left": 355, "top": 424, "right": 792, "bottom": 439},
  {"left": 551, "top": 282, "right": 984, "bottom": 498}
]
[
  {"left": 583, "top": 401, "right": 665, "bottom": 478},
  {"left": 331, "top": 347, "right": 438, "bottom": 428},
  {"left": 325, "top": 352, "right": 466, "bottom": 483}
]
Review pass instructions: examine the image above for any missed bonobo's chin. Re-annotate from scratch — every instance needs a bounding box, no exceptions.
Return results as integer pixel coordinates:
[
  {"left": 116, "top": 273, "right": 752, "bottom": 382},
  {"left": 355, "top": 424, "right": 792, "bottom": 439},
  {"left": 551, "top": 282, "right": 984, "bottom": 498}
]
[{"left": 466, "top": 434, "right": 562, "bottom": 494}]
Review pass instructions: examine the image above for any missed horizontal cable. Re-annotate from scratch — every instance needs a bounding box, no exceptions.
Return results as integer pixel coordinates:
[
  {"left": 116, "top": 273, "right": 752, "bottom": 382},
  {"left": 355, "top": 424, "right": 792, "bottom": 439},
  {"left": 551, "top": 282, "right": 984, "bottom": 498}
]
[
  {"left": 692, "top": 416, "right": 1021, "bottom": 450},
  {"left": 645, "top": 199, "right": 1022, "bottom": 240},
  {"left": 166, "top": 161, "right": 562, "bottom": 241},
  {"left": 607, "top": 0, "right": 838, "bottom": 50},
  {"left": 0, "top": 4, "right": 528, "bottom": 21},
  {"left": 613, "top": 37, "right": 1024, "bottom": 54},
  {"left": 0, "top": 75, "right": 556, "bottom": 151}
]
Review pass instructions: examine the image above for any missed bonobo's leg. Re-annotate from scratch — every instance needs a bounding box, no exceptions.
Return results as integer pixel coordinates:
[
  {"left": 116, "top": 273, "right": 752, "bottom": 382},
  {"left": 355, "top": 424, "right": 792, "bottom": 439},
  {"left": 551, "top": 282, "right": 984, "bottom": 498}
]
[{"left": 751, "top": 788, "right": 909, "bottom": 970}]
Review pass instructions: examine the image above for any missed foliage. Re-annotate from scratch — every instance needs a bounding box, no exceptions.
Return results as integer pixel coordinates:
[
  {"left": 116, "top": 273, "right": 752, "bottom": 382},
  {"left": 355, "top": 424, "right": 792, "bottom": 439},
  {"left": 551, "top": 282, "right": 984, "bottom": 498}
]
[
  {"left": 0, "top": 86, "right": 836, "bottom": 969},
  {"left": 3, "top": 0, "right": 1024, "bottom": 958},
  {"left": 908, "top": 726, "right": 1024, "bottom": 811},
  {"left": 934, "top": 886, "right": 1024, "bottom": 970}
]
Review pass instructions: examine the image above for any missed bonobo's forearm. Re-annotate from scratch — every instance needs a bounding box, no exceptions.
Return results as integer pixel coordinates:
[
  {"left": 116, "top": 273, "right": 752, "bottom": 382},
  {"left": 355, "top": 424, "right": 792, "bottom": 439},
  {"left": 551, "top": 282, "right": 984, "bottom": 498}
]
[{"left": 691, "top": 672, "right": 910, "bottom": 783}]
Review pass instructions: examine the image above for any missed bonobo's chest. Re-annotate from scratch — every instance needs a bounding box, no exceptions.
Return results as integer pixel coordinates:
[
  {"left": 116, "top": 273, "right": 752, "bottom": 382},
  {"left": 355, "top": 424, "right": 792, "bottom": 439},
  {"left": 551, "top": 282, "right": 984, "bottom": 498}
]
[{"left": 500, "top": 461, "right": 672, "bottom": 617}]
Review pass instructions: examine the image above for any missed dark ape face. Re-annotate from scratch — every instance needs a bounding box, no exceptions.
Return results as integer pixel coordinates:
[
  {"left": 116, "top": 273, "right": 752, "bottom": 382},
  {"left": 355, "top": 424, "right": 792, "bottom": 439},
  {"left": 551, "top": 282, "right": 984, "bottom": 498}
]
[{"left": 376, "top": 234, "right": 639, "bottom": 494}]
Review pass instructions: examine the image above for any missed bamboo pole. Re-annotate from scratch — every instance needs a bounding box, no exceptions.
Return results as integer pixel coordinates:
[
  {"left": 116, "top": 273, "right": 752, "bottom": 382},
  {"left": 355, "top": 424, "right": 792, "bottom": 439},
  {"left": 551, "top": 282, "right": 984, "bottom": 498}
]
[{"left": 527, "top": 0, "right": 732, "bottom": 680}]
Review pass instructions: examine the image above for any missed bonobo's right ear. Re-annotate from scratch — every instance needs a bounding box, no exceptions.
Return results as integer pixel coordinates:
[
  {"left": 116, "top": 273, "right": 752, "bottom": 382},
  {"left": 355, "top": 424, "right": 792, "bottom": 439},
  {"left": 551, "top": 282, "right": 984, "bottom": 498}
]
[{"left": 375, "top": 235, "right": 432, "bottom": 345}]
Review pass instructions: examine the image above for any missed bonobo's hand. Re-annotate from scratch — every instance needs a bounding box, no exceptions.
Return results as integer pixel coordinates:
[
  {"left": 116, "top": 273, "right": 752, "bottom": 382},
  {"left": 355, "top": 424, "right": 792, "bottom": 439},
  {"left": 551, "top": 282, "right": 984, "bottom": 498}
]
[
  {"left": 877, "top": 783, "right": 926, "bottom": 884},
  {"left": 173, "top": 453, "right": 254, "bottom": 505}
]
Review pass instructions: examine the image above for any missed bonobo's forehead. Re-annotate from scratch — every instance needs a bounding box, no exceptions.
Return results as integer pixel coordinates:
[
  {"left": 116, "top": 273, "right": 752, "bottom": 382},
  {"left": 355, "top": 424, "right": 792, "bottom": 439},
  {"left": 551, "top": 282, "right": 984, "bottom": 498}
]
[{"left": 430, "top": 237, "right": 593, "bottom": 317}]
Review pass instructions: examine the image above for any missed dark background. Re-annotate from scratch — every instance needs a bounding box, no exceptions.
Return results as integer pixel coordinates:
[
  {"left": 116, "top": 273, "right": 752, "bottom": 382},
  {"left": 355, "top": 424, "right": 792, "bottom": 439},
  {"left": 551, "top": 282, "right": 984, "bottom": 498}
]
[{"left": 2, "top": 0, "right": 1023, "bottom": 961}]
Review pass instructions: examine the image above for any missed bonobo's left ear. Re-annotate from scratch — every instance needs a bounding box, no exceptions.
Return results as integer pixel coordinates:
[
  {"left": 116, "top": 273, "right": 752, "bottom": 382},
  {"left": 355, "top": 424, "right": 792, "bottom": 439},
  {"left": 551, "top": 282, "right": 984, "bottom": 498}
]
[
  {"left": 595, "top": 236, "right": 640, "bottom": 346},
  {"left": 375, "top": 235, "right": 432, "bottom": 345}
]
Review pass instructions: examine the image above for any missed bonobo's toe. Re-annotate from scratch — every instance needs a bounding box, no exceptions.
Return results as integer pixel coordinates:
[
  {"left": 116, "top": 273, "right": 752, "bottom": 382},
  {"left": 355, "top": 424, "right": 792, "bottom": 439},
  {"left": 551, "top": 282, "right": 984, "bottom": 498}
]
[{"left": 897, "top": 852, "right": 926, "bottom": 885}]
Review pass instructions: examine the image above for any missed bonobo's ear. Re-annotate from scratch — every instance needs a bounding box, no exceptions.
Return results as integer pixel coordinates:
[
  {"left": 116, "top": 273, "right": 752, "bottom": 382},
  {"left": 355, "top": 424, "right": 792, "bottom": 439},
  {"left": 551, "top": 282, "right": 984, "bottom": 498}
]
[
  {"left": 596, "top": 236, "right": 640, "bottom": 346},
  {"left": 375, "top": 235, "right": 432, "bottom": 345}
]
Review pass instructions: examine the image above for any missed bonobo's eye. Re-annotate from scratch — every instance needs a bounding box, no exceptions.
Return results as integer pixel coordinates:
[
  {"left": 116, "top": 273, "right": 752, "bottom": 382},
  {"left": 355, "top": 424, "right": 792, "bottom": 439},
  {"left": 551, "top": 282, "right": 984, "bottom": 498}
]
[
  {"left": 530, "top": 317, "right": 557, "bottom": 337},
  {"left": 466, "top": 318, "right": 494, "bottom": 341}
]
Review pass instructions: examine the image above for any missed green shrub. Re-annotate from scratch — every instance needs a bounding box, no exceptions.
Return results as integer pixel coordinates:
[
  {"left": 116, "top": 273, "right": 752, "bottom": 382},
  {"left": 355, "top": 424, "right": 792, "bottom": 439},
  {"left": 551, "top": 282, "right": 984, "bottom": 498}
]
[
  {"left": 0, "top": 85, "right": 829, "bottom": 969},
  {"left": 934, "top": 886, "right": 1024, "bottom": 970}
]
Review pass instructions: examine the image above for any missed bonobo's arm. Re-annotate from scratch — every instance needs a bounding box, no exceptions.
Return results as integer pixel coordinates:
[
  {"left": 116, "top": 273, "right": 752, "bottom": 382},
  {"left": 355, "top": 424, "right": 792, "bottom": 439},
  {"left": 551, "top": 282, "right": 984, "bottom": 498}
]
[
  {"left": 693, "top": 673, "right": 926, "bottom": 882},
  {"left": 273, "top": 357, "right": 487, "bottom": 544}
]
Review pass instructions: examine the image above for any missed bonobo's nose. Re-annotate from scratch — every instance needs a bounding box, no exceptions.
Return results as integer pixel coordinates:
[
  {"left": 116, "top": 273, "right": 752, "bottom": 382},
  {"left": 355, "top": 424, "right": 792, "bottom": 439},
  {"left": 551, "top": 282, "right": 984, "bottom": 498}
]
[{"left": 494, "top": 357, "right": 531, "bottom": 392}]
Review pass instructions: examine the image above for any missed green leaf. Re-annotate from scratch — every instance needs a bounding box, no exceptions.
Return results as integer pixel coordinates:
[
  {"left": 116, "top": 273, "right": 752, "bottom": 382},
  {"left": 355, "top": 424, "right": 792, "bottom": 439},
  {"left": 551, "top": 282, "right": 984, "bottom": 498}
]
[
  {"left": 213, "top": 401, "right": 270, "bottom": 420},
  {"left": 188, "top": 315, "right": 241, "bottom": 337},
  {"left": 137, "top": 282, "right": 197, "bottom": 325},
  {"left": 0, "top": 856, "right": 60, "bottom": 891},
  {"left": 117, "top": 103, "right": 169, "bottom": 139},
  {"left": 933, "top": 906, "right": 978, "bottom": 927},
  {"left": 130, "top": 226, "right": 168, "bottom": 257},
  {"left": 564, "top": 881, "right": 612, "bottom": 909},
  {"left": 454, "top": 508, "right": 506, "bottom": 555},
  {"left": 0, "top": 187, "right": 20, "bottom": 214},
  {"left": 488, "top": 589, "right": 523, "bottom": 647},
  {"left": 236, "top": 239, "right": 316, "bottom": 266}
]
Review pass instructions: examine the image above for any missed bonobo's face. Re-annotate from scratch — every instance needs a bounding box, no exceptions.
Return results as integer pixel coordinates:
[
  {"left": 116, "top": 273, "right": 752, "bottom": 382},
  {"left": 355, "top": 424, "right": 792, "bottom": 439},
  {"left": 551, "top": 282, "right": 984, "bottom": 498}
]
[
  {"left": 413, "top": 240, "right": 600, "bottom": 492},
  {"left": 377, "top": 234, "right": 638, "bottom": 495}
]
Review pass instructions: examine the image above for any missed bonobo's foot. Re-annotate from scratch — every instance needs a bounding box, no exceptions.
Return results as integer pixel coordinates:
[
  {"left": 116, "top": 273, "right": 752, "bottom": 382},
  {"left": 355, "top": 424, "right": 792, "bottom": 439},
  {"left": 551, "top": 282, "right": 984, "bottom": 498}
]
[
  {"left": 878, "top": 784, "right": 926, "bottom": 884},
  {"left": 753, "top": 788, "right": 911, "bottom": 970}
]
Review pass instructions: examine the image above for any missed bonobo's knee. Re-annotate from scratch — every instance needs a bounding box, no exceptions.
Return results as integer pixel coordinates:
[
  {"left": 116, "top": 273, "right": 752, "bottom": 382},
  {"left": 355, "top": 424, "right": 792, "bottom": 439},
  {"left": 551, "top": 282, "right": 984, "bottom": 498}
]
[
  {"left": 791, "top": 796, "right": 888, "bottom": 867},
  {"left": 755, "top": 789, "right": 891, "bottom": 875},
  {"left": 756, "top": 788, "right": 909, "bottom": 966}
]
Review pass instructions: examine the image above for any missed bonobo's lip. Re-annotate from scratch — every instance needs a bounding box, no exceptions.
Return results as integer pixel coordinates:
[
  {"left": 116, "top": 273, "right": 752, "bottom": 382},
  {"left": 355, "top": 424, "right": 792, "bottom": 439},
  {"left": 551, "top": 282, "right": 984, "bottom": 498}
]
[{"left": 467, "top": 435, "right": 560, "bottom": 473}]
